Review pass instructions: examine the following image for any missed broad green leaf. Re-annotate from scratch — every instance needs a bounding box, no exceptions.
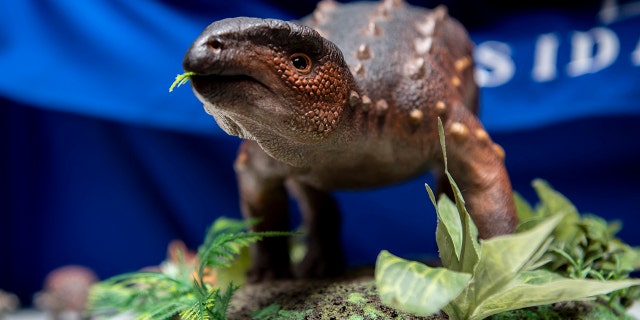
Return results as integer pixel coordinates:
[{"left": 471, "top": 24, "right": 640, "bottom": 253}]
[
  {"left": 375, "top": 250, "right": 471, "bottom": 317},
  {"left": 471, "top": 214, "right": 564, "bottom": 302},
  {"left": 517, "top": 269, "right": 566, "bottom": 284},
  {"left": 434, "top": 191, "right": 463, "bottom": 269},
  {"left": 427, "top": 183, "right": 458, "bottom": 270},
  {"left": 470, "top": 270, "right": 640, "bottom": 320},
  {"left": 443, "top": 177, "right": 480, "bottom": 274},
  {"left": 514, "top": 236, "right": 555, "bottom": 273},
  {"left": 437, "top": 118, "right": 480, "bottom": 273}
]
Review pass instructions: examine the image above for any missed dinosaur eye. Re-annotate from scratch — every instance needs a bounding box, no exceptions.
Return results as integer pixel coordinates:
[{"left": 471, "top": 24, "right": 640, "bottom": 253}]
[{"left": 290, "top": 53, "right": 312, "bottom": 73}]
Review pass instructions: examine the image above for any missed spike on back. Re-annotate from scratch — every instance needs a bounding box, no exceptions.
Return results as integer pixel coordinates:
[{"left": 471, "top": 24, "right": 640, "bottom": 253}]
[
  {"left": 381, "top": 0, "right": 405, "bottom": 10},
  {"left": 376, "top": 0, "right": 405, "bottom": 18},
  {"left": 313, "top": 0, "right": 338, "bottom": 24}
]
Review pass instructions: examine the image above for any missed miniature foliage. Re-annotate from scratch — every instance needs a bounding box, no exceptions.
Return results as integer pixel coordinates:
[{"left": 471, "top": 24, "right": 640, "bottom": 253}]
[
  {"left": 375, "top": 118, "right": 640, "bottom": 320},
  {"left": 169, "top": 71, "right": 195, "bottom": 92},
  {"left": 252, "top": 304, "right": 313, "bottom": 320},
  {"left": 516, "top": 180, "right": 640, "bottom": 312},
  {"left": 88, "top": 217, "right": 291, "bottom": 320}
]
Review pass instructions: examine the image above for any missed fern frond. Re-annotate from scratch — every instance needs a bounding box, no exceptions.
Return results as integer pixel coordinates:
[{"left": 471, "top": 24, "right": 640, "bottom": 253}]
[
  {"left": 178, "top": 283, "right": 238, "bottom": 320},
  {"left": 209, "top": 283, "right": 239, "bottom": 319},
  {"left": 180, "top": 294, "right": 211, "bottom": 320},
  {"left": 88, "top": 217, "right": 292, "bottom": 320},
  {"left": 197, "top": 218, "right": 292, "bottom": 271},
  {"left": 136, "top": 297, "right": 194, "bottom": 320},
  {"left": 89, "top": 272, "right": 196, "bottom": 319}
]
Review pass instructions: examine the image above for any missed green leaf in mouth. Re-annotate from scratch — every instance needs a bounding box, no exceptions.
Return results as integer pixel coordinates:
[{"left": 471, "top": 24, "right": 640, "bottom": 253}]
[{"left": 169, "top": 71, "right": 196, "bottom": 92}]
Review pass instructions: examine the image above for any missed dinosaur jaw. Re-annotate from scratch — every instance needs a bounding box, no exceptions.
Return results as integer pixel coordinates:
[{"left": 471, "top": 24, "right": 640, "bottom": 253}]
[{"left": 190, "top": 73, "right": 298, "bottom": 142}]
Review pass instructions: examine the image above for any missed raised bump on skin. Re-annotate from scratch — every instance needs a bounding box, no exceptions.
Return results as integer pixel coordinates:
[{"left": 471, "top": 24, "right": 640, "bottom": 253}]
[
  {"left": 356, "top": 44, "right": 372, "bottom": 60},
  {"left": 234, "top": 151, "right": 249, "bottom": 170},
  {"left": 312, "top": 11, "right": 329, "bottom": 24},
  {"left": 366, "top": 22, "right": 382, "bottom": 36},
  {"left": 349, "top": 90, "right": 360, "bottom": 107},
  {"left": 409, "top": 109, "right": 423, "bottom": 125},
  {"left": 383, "top": 0, "right": 405, "bottom": 8},
  {"left": 404, "top": 57, "right": 425, "bottom": 79},
  {"left": 377, "top": 0, "right": 404, "bottom": 16},
  {"left": 361, "top": 95, "right": 372, "bottom": 111},
  {"left": 415, "top": 18, "right": 435, "bottom": 37},
  {"left": 449, "top": 122, "right": 469, "bottom": 141},
  {"left": 376, "top": 1, "right": 391, "bottom": 18},
  {"left": 455, "top": 56, "right": 472, "bottom": 72},
  {"left": 314, "top": 28, "right": 329, "bottom": 38},
  {"left": 432, "top": 5, "right": 448, "bottom": 21},
  {"left": 474, "top": 128, "right": 489, "bottom": 142},
  {"left": 317, "top": 0, "right": 338, "bottom": 12},
  {"left": 435, "top": 101, "right": 446, "bottom": 114},
  {"left": 451, "top": 76, "right": 461, "bottom": 87},
  {"left": 353, "top": 63, "right": 365, "bottom": 76},
  {"left": 493, "top": 143, "right": 506, "bottom": 160},
  {"left": 376, "top": 99, "right": 388, "bottom": 116},
  {"left": 414, "top": 37, "right": 433, "bottom": 55}
]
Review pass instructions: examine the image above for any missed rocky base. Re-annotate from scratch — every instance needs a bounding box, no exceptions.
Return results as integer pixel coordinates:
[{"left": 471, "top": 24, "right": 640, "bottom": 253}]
[{"left": 228, "top": 269, "right": 633, "bottom": 320}]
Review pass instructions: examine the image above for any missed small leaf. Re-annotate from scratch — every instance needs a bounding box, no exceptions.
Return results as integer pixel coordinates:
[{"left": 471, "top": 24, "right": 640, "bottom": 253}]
[
  {"left": 532, "top": 179, "right": 578, "bottom": 216},
  {"left": 513, "top": 192, "right": 535, "bottom": 222},
  {"left": 578, "top": 215, "right": 610, "bottom": 242},
  {"left": 169, "top": 71, "right": 195, "bottom": 92},
  {"left": 532, "top": 179, "right": 580, "bottom": 244},
  {"left": 375, "top": 250, "right": 471, "bottom": 317},
  {"left": 514, "top": 192, "right": 544, "bottom": 233}
]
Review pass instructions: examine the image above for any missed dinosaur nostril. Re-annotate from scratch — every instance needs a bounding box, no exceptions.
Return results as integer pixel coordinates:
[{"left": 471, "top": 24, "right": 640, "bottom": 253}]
[{"left": 208, "top": 38, "right": 223, "bottom": 51}]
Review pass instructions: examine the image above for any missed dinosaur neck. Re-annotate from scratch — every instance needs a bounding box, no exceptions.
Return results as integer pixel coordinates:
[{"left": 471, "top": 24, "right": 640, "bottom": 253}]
[{"left": 256, "top": 102, "right": 363, "bottom": 168}]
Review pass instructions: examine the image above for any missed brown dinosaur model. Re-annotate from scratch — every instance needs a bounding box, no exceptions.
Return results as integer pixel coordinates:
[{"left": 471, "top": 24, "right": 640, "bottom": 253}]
[{"left": 182, "top": 0, "right": 518, "bottom": 282}]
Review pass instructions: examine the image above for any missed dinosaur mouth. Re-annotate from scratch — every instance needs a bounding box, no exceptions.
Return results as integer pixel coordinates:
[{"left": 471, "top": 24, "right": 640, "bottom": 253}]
[
  {"left": 190, "top": 74, "right": 262, "bottom": 90},
  {"left": 190, "top": 74, "right": 272, "bottom": 101}
]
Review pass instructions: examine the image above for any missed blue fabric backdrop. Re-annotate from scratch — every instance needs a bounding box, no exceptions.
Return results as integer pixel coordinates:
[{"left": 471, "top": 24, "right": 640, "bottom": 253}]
[{"left": 2, "top": 0, "right": 639, "bottom": 305}]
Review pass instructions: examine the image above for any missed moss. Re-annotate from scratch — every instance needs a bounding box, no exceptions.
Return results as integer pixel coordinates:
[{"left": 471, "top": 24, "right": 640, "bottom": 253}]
[{"left": 347, "top": 292, "right": 368, "bottom": 305}]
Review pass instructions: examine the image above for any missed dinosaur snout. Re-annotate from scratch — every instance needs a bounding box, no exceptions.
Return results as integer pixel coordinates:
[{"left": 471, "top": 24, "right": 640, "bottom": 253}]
[
  {"left": 182, "top": 32, "right": 226, "bottom": 75},
  {"left": 183, "top": 17, "right": 310, "bottom": 75}
]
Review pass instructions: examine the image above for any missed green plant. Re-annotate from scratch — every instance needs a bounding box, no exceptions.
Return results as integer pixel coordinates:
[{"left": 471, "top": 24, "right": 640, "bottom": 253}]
[
  {"left": 169, "top": 71, "right": 195, "bottom": 92},
  {"left": 374, "top": 118, "right": 640, "bottom": 320},
  {"left": 88, "top": 217, "right": 290, "bottom": 320},
  {"left": 516, "top": 180, "right": 640, "bottom": 312}
]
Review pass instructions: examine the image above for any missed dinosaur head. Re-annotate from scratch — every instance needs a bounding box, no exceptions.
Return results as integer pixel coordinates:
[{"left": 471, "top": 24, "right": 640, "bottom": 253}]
[{"left": 183, "top": 18, "right": 357, "bottom": 148}]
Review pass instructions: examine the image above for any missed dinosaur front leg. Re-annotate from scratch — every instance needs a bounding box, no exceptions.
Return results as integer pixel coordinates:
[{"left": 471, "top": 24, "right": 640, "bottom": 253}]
[
  {"left": 440, "top": 113, "right": 518, "bottom": 239},
  {"left": 285, "top": 180, "right": 345, "bottom": 278},
  {"left": 235, "top": 141, "right": 292, "bottom": 282}
]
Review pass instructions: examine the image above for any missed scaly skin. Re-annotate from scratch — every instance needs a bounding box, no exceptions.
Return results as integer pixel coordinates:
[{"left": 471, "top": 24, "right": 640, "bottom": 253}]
[{"left": 183, "top": 0, "right": 518, "bottom": 282}]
